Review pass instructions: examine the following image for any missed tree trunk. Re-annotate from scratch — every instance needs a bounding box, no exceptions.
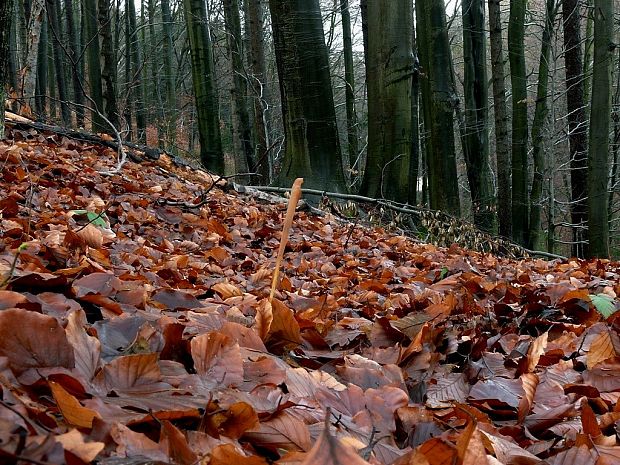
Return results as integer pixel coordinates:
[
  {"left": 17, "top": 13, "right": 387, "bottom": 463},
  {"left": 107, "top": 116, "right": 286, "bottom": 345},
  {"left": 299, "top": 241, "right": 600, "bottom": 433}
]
[
  {"left": 83, "top": 0, "right": 106, "bottom": 132},
  {"left": 21, "top": 0, "right": 46, "bottom": 115},
  {"left": 35, "top": 13, "right": 48, "bottom": 117},
  {"left": 65, "top": 0, "right": 85, "bottom": 126},
  {"left": 244, "top": 0, "right": 270, "bottom": 183},
  {"left": 161, "top": 0, "right": 177, "bottom": 151},
  {"left": 528, "top": 0, "right": 556, "bottom": 250},
  {"left": 126, "top": 0, "right": 146, "bottom": 141},
  {"left": 224, "top": 0, "right": 254, "bottom": 181},
  {"left": 268, "top": 0, "right": 346, "bottom": 192},
  {"left": 508, "top": 0, "right": 528, "bottom": 246},
  {"left": 583, "top": 0, "right": 594, "bottom": 115},
  {"left": 416, "top": 0, "right": 460, "bottom": 215},
  {"left": 409, "top": 21, "right": 420, "bottom": 205},
  {"left": 488, "top": 0, "right": 511, "bottom": 237},
  {"left": 8, "top": 1, "right": 18, "bottom": 97},
  {"left": 0, "top": 0, "right": 13, "bottom": 139},
  {"left": 47, "top": 0, "right": 71, "bottom": 125},
  {"left": 98, "top": 0, "right": 120, "bottom": 129},
  {"left": 340, "top": 0, "right": 358, "bottom": 175},
  {"left": 183, "top": 0, "right": 224, "bottom": 172},
  {"left": 586, "top": 0, "right": 613, "bottom": 258},
  {"left": 462, "top": 0, "right": 494, "bottom": 231},
  {"left": 562, "top": 0, "right": 588, "bottom": 257},
  {"left": 360, "top": 0, "right": 413, "bottom": 201}
]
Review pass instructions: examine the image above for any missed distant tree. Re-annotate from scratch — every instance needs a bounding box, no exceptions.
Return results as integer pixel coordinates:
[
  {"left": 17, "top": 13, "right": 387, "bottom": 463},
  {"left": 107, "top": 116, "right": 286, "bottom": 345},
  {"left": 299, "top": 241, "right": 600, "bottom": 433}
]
[
  {"left": 416, "top": 0, "right": 460, "bottom": 215},
  {"left": 562, "top": 0, "right": 588, "bottom": 257},
  {"left": 340, "top": 0, "right": 359, "bottom": 173},
  {"left": 528, "top": 0, "right": 556, "bottom": 250},
  {"left": 47, "top": 0, "right": 71, "bottom": 125},
  {"left": 83, "top": 0, "right": 106, "bottom": 131},
  {"left": 587, "top": 0, "right": 613, "bottom": 258},
  {"left": 244, "top": 0, "right": 271, "bottom": 183},
  {"left": 508, "top": 0, "right": 528, "bottom": 246},
  {"left": 488, "top": 0, "right": 510, "bottom": 237},
  {"left": 126, "top": 0, "right": 146, "bottom": 141},
  {"left": 183, "top": 0, "right": 224, "bottom": 172},
  {"left": 223, "top": 0, "right": 253, "bottom": 180},
  {"left": 98, "top": 0, "right": 120, "bottom": 129},
  {"left": 65, "top": 0, "right": 85, "bottom": 126},
  {"left": 462, "top": 0, "right": 494, "bottom": 231},
  {"left": 268, "top": 0, "right": 346, "bottom": 191},
  {"left": 0, "top": 0, "right": 13, "bottom": 139},
  {"left": 360, "top": 0, "right": 413, "bottom": 201},
  {"left": 35, "top": 13, "right": 48, "bottom": 116},
  {"left": 21, "top": 0, "right": 46, "bottom": 114},
  {"left": 161, "top": 0, "right": 177, "bottom": 150}
]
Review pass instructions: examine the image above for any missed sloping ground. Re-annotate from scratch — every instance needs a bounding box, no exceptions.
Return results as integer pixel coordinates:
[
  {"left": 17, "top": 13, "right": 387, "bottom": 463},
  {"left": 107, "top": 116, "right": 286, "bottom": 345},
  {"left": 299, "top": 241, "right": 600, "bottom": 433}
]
[{"left": 1, "top": 126, "right": 620, "bottom": 465}]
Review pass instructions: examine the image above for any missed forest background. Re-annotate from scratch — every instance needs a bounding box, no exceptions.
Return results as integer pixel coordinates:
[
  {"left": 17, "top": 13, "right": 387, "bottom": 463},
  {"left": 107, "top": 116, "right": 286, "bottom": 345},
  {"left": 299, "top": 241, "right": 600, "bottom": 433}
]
[{"left": 0, "top": 0, "right": 619, "bottom": 260}]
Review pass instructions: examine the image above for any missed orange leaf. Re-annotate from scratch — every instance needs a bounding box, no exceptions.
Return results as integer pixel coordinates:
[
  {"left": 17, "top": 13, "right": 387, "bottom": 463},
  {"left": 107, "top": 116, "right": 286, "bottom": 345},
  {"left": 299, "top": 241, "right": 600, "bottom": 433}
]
[
  {"left": 209, "top": 444, "right": 268, "bottom": 465},
  {"left": 270, "top": 178, "right": 303, "bottom": 302},
  {"left": 50, "top": 381, "right": 101, "bottom": 428}
]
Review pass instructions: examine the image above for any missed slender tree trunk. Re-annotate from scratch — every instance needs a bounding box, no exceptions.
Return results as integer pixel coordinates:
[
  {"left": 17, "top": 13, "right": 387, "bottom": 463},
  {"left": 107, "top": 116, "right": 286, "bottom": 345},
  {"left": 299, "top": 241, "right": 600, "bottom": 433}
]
[
  {"left": 123, "top": 5, "right": 132, "bottom": 139},
  {"left": 65, "top": 0, "right": 85, "bottom": 126},
  {"left": 340, "top": 0, "right": 358, "bottom": 174},
  {"left": 98, "top": 0, "right": 120, "bottom": 129},
  {"left": 8, "top": 2, "right": 18, "bottom": 97},
  {"left": 416, "top": 0, "right": 460, "bottom": 215},
  {"left": 409, "top": 21, "right": 420, "bottom": 205},
  {"left": 528, "top": 0, "right": 556, "bottom": 250},
  {"left": 126, "top": 0, "right": 145, "bottom": 141},
  {"left": 83, "top": 0, "right": 106, "bottom": 131},
  {"left": 148, "top": 0, "right": 158, "bottom": 138},
  {"left": 183, "top": 0, "right": 224, "bottom": 172},
  {"left": 488, "top": 0, "right": 511, "bottom": 237},
  {"left": 47, "top": 35, "right": 56, "bottom": 118},
  {"left": 360, "top": 0, "right": 413, "bottom": 201},
  {"left": 268, "top": 0, "right": 346, "bottom": 192},
  {"left": 462, "top": 0, "right": 494, "bottom": 231},
  {"left": 161, "top": 0, "right": 177, "bottom": 150},
  {"left": 21, "top": 0, "right": 46, "bottom": 114},
  {"left": 224, "top": 0, "right": 254, "bottom": 180},
  {"left": 583, "top": 0, "right": 594, "bottom": 115},
  {"left": 47, "top": 0, "right": 71, "bottom": 125},
  {"left": 35, "top": 13, "right": 48, "bottom": 117},
  {"left": 562, "top": 0, "right": 588, "bottom": 257},
  {"left": 244, "top": 0, "right": 270, "bottom": 183},
  {"left": 586, "top": 0, "right": 613, "bottom": 258},
  {"left": 0, "top": 0, "right": 13, "bottom": 139},
  {"left": 360, "top": 0, "right": 368, "bottom": 68},
  {"left": 508, "top": 0, "right": 529, "bottom": 245}
]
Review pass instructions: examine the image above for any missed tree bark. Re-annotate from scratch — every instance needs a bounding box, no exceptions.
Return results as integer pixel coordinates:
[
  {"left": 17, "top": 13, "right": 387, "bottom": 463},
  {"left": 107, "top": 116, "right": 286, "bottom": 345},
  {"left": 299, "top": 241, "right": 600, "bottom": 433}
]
[
  {"left": 82, "top": 0, "right": 106, "bottom": 132},
  {"left": 462, "top": 0, "right": 494, "bottom": 231},
  {"left": 416, "top": 0, "right": 460, "bottom": 215},
  {"left": 47, "top": 0, "right": 71, "bottom": 125},
  {"left": 586, "top": 0, "right": 613, "bottom": 258},
  {"left": 223, "top": 0, "right": 253, "bottom": 181},
  {"left": 0, "top": 0, "right": 13, "bottom": 139},
  {"left": 126, "top": 0, "right": 146, "bottom": 141},
  {"left": 183, "top": 0, "right": 224, "bottom": 172},
  {"left": 360, "top": 0, "right": 413, "bottom": 202},
  {"left": 35, "top": 12, "right": 48, "bottom": 116},
  {"left": 340, "top": 0, "right": 359, "bottom": 174},
  {"left": 562, "top": 0, "right": 588, "bottom": 257},
  {"left": 98, "top": 0, "right": 120, "bottom": 129},
  {"left": 65, "top": 0, "right": 85, "bottom": 126},
  {"left": 161, "top": 0, "right": 177, "bottom": 151},
  {"left": 268, "top": 0, "right": 346, "bottom": 192},
  {"left": 409, "top": 20, "right": 420, "bottom": 205},
  {"left": 508, "top": 0, "right": 528, "bottom": 246},
  {"left": 21, "top": 0, "right": 46, "bottom": 114},
  {"left": 244, "top": 0, "right": 271, "bottom": 183},
  {"left": 488, "top": 0, "right": 511, "bottom": 237}
]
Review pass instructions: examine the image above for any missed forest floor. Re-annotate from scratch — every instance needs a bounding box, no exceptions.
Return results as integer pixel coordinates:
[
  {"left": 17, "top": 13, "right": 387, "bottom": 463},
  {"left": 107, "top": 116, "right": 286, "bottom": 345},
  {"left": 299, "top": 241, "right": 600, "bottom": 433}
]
[{"left": 1, "top": 124, "right": 620, "bottom": 465}]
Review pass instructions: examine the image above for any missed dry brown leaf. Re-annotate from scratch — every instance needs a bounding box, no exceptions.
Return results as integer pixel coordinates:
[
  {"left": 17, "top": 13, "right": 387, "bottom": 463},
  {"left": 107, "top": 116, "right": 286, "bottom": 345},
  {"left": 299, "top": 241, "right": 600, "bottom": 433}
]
[
  {"left": 50, "top": 381, "right": 101, "bottom": 428},
  {"left": 55, "top": 429, "right": 105, "bottom": 462}
]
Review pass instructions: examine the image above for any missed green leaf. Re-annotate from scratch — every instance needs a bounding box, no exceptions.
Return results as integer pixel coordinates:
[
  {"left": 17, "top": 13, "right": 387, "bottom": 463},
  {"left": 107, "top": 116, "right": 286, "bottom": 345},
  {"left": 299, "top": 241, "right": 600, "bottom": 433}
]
[
  {"left": 590, "top": 294, "right": 617, "bottom": 319},
  {"left": 69, "top": 210, "right": 109, "bottom": 229}
]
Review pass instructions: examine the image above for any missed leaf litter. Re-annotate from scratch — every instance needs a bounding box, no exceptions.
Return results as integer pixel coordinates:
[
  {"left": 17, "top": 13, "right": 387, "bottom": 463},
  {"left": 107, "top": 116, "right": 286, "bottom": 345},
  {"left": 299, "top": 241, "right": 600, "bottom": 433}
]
[{"left": 1, "top": 127, "right": 620, "bottom": 464}]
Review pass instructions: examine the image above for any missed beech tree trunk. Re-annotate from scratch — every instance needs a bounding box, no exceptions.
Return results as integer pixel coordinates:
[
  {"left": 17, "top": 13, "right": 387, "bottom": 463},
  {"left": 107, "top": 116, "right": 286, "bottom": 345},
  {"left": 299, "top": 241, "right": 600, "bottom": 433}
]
[
  {"left": 183, "top": 0, "right": 224, "bottom": 172},
  {"left": 98, "top": 0, "right": 120, "bottom": 129},
  {"left": 244, "top": 0, "right": 271, "bottom": 183},
  {"left": 83, "top": 0, "right": 106, "bottom": 132},
  {"left": 0, "top": 0, "right": 13, "bottom": 139},
  {"left": 508, "top": 0, "right": 528, "bottom": 246},
  {"left": 161, "top": 0, "right": 177, "bottom": 150},
  {"left": 126, "top": 0, "right": 146, "bottom": 141},
  {"left": 21, "top": 0, "right": 46, "bottom": 114},
  {"left": 268, "top": 0, "right": 346, "bottom": 192},
  {"left": 223, "top": 0, "right": 253, "bottom": 180},
  {"left": 340, "top": 0, "right": 358, "bottom": 173},
  {"left": 488, "top": 0, "right": 511, "bottom": 237},
  {"left": 416, "top": 0, "right": 460, "bottom": 215},
  {"left": 587, "top": 0, "right": 613, "bottom": 258},
  {"left": 562, "top": 0, "right": 588, "bottom": 258},
  {"left": 360, "top": 0, "right": 413, "bottom": 201},
  {"left": 47, "top": 0, "right": 71, "bottom": 125},
  {"left": 528, "top": 0, "right": 556, "bottom": 250},
  {"left": 462, "top": 0, "right": 494, "bottom": 231},
  {"left": 65, "top": 0, "right": 85, "bottom": 126}
]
